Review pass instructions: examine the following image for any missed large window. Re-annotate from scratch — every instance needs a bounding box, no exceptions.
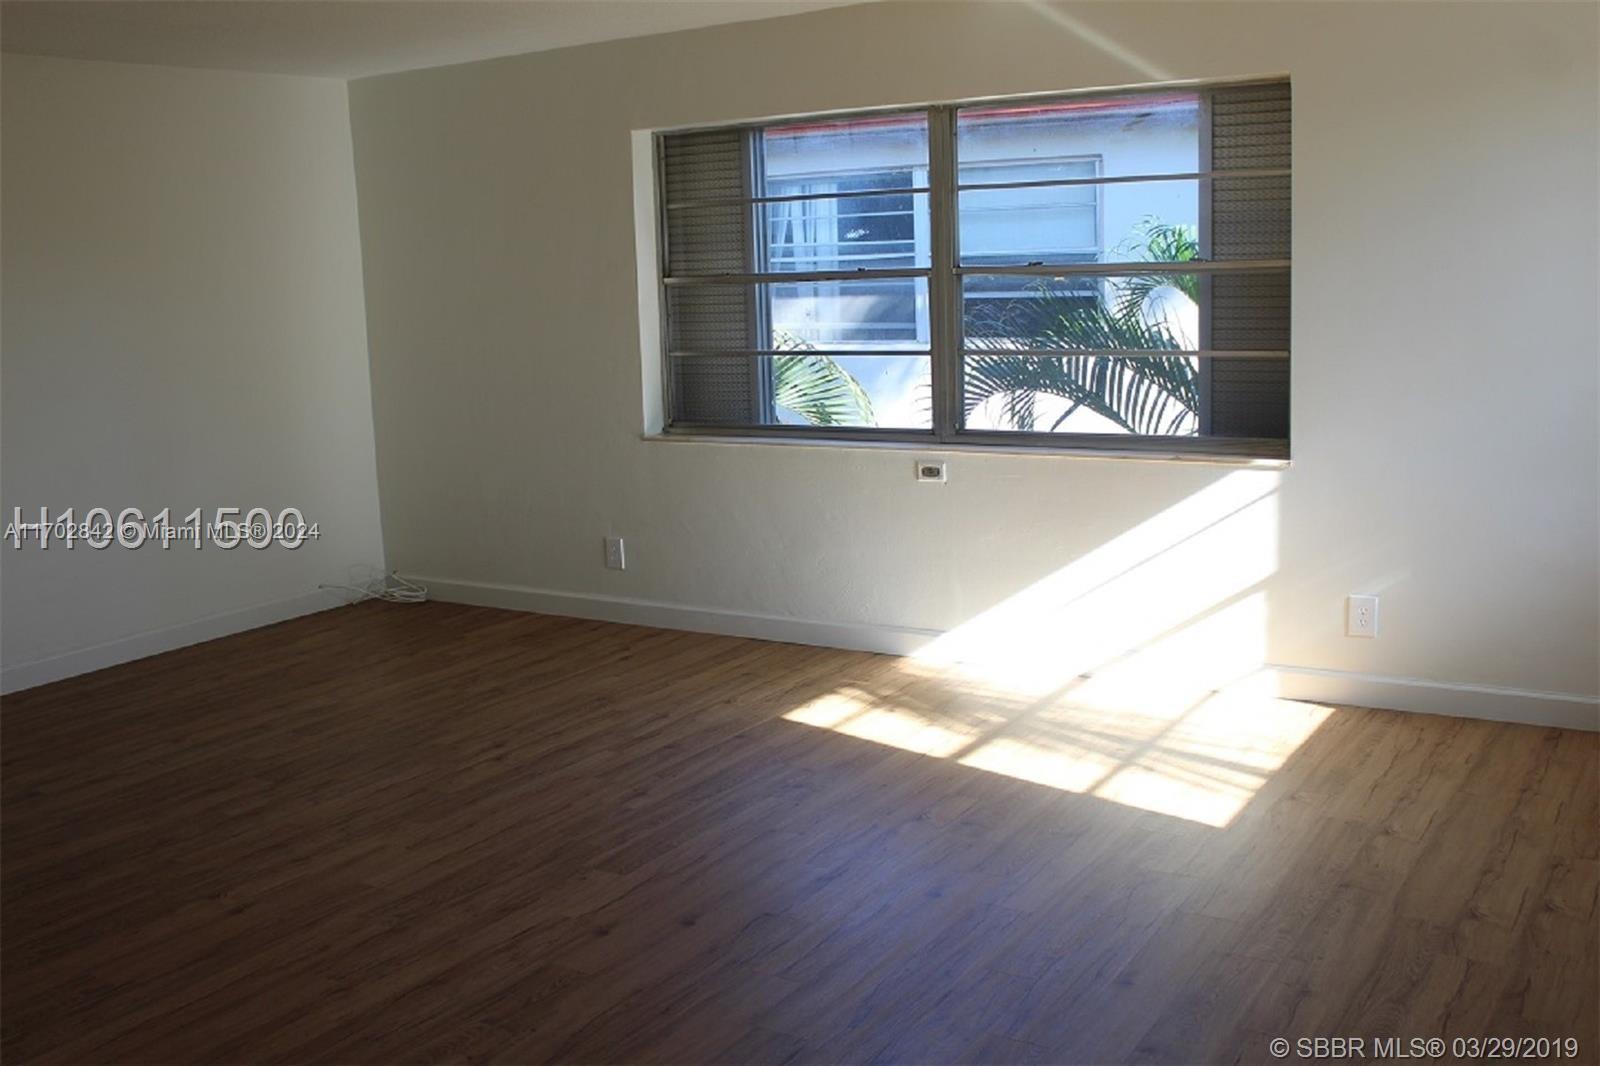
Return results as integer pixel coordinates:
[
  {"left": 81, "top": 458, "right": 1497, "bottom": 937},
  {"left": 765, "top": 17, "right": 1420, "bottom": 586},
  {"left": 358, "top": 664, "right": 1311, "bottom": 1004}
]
[{"left": 657, "top": 81, "right": 1290, "bottom": 457}]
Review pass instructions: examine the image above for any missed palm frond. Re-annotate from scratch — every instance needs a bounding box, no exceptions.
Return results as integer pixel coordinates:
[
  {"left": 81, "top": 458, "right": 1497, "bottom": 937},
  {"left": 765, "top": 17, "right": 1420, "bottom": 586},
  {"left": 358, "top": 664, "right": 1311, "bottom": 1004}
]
[
  {"left": 965, "top": 282, "right": 1199, "bottom": 436},
  {"left": 772, "top": 352, "right": 875, "bottom": 426},
  {"left": 1115, "top": 218, "right": 1200, "bottom": 317},
  {"left": 961, "top": 215, "right": 1203, "bottom": 436}
]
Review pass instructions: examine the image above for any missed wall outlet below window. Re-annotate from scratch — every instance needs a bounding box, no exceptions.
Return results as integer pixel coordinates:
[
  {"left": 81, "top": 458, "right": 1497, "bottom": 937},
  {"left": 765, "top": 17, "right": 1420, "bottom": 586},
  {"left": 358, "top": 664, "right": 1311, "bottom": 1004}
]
[
  {"left": 915, "top": 459, "right": 947, "bottom": 483},
  {"left": 604, "top": 536, "right": 626, "bottom": 571},
  {"left": 1346, "top": 594, "right": 1378, "bottom": 637}
]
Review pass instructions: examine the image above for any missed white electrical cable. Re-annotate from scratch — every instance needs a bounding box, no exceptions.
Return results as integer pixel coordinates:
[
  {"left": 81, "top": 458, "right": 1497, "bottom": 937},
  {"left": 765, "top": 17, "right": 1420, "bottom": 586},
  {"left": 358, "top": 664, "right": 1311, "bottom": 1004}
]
[{"left": 319, "top": 571, "right": 428, "bottom": 604}]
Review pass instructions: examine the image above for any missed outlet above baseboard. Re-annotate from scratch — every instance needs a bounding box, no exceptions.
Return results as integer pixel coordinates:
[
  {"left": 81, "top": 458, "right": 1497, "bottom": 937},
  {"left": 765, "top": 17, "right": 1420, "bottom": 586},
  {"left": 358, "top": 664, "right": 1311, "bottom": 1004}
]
[{"left": 1346, "top": 594, "right": 1379, "bottom": 637}]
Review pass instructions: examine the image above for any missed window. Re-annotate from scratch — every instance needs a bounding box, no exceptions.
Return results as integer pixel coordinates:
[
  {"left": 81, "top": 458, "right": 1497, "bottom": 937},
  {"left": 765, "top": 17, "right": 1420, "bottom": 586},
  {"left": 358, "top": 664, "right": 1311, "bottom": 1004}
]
[
  {"left": 657, "top": 81, "right": 1290, "bottom": 457},
  {"left": 765, "top": 168, "right": 926, "bottom": 348}
]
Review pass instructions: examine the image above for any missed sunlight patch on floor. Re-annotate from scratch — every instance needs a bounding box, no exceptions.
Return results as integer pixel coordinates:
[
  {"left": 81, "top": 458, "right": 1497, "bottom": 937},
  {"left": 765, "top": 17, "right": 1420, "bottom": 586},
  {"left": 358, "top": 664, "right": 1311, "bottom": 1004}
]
[
  {"left": 782, "top": 686, "right": 984, "bottom": 758},
  {"left": 966, "top": 687, "right": 1331, "bottom": 827},
  {"left": 783, "top": 679, "right": 1330, "bottom": 827}
]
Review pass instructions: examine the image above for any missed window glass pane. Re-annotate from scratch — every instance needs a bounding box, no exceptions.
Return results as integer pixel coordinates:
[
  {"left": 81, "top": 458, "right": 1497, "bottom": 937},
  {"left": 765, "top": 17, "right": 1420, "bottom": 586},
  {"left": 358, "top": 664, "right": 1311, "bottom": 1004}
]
[
  {"left": 966, "top": 159, "right": 1100, "bottom": 186},
  {"left": 670, "top": 354, "right": 931, "bottom": 430},
  {"left": 763, "top": 114, "right": 929, "bottom": 189},
  {"left": 667, "top": 279, "right": 931, "bottom": 352},
  {"left": 962, "top": 273, "right": 1204, "bottom": 352},
  {"left": 959, "top": 180, "right": 1199, "bottom": 267},
  {"left": 761, "top": 191, "right": 929, "bottom": 272},
  {"left": 957, "top": 92, "right": 1200, "bottom": 181},
  {"left": 768, "top": 354, "right": 931, "bottom": 429},
  {"left": 963, "top": 353, "right": 1201, "bottom": 436},
  {"left": 770, "top": 277, "right": 929, "bottom": 350}
]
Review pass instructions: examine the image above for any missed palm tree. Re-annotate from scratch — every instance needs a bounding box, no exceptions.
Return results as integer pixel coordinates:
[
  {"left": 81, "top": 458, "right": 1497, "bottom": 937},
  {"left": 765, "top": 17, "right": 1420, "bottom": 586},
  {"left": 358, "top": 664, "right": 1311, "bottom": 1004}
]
[
  {"left": 771, "top": 349, "right": 875, "bottom": 426},
  {"left": 963, "top": 311, "right": 1199, "bottom": 435},
  {"left": 964, "top": 219, "right": 1201, "bottom": 436}
]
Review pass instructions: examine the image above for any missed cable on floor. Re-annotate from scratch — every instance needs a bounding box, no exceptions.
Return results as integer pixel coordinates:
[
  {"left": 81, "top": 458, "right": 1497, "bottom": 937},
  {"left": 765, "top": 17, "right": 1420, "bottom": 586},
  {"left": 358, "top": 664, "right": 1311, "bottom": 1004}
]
[{"left": 319, "top": 571, "right": 428, "bottom": 604}]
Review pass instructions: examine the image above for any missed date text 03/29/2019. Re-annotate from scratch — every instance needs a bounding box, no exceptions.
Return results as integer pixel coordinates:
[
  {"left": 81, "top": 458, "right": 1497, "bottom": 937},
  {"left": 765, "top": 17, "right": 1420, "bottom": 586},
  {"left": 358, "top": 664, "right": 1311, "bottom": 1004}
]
[
  {"left": 1267, "top": 1036, "right": 1583, "bottom": 1060},
  {"left": 4, "top": 507, "right": 321, "bottom": 550}
]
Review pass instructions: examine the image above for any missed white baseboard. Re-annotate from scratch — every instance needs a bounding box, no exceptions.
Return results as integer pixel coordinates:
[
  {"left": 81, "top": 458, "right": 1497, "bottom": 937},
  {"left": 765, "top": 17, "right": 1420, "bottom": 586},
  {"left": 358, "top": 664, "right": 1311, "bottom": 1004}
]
[
  {"left": 413, "top": 575, "right": 942, "bottom": 657},
  {"left": 1, "top": 590, "right": 341, "bottom": 695},
  {"left": 1258, "top": 665, "right": 1598, "bottom": 733},
  {"left": 10, "top": 574, "right": 1591, "bottom": 733},
  {"left": 414, "top": 574, "right": 1599, "bottom": 733}
]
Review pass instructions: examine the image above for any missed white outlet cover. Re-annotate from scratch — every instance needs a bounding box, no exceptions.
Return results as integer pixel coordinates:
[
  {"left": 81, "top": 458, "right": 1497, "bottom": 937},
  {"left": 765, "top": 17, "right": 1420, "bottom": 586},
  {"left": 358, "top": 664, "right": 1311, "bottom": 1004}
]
[
  {"left": 915, "top": 458, "right": 948, "bottom": 483},
  {"left": 1346, "top": 594, "right": 1379, "bottom": 637}
]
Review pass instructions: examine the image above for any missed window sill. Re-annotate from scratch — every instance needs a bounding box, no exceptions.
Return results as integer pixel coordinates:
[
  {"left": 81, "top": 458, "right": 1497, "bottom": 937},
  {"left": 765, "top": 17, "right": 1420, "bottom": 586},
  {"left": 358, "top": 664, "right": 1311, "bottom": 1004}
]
[{"left": 642, "top": 431, "right": 1290, "bottom": 467}]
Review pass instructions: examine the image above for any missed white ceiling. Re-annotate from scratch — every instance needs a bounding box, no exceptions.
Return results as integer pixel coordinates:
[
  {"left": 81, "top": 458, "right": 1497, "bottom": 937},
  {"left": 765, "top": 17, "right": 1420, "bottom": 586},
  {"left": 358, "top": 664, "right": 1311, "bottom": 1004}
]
[{"left": 0, "top": 0, "right": 869, "bottom": 79}]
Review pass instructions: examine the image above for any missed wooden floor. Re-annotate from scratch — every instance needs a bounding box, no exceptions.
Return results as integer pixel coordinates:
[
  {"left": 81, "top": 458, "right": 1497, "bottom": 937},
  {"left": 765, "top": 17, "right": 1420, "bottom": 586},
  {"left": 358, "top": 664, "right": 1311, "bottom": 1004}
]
[{"left": 2, "top": 603, "right": 1596, "bottom": 1065}]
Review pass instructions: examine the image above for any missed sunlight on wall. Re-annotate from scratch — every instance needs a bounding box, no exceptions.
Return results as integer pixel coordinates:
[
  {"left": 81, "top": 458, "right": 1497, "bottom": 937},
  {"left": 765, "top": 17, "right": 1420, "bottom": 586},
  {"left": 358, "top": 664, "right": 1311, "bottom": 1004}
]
[
  {"left": 915, "top": 470, "right": 1281, "bottom": 699},
  {"left": 1021, "top": 0, "right": 1175, "bottom": 82},
  {"left": 781, "top": 469, "right": 1331, "bottom": 827}
]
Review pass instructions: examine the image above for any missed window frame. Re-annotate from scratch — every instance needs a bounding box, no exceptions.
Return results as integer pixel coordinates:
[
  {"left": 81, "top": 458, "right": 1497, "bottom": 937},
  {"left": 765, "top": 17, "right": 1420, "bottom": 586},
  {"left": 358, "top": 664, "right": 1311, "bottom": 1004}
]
[{"left": 653, "top": 82, "right": 1290, "bottom": 461}]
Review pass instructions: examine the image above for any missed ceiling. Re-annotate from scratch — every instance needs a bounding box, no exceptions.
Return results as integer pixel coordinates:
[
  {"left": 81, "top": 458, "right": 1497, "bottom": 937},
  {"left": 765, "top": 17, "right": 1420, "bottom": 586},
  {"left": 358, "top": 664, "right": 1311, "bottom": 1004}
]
[{"left": 0, "top": 0, "right": 869, "bottom": 79}]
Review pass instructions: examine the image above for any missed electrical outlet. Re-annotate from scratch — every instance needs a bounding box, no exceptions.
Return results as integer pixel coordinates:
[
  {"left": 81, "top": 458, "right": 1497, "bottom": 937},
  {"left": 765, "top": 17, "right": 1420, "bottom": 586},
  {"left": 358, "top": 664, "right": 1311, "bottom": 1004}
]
[
  {"left": 604, "top": 536, "right": 626, "bottom": 571},
  {"left": 915, "top": 459, "right": 947, "bottom": 483},
  {"left": 1346, "top": 594, "right": 1378, "bottom": 638}
]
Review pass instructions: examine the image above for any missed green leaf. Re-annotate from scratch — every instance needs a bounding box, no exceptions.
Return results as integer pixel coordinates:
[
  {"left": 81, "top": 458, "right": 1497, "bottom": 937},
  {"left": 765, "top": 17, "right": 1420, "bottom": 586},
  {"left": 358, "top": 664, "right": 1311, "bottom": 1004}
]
[
  {"left": 962, "top": 216, "right": 1202, "bottom": 437},
  {"left": 772, "top": 352, "right": 875, "bottom": 427}
]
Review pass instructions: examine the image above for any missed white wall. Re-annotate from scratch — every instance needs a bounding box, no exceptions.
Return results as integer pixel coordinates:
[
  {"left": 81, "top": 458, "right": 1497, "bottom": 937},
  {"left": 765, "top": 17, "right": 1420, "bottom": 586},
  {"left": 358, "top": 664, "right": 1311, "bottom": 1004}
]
[
  {"left": 346, "top": 1, "right": 1600, "bottom": 726},
  {"left": 1, "top": 54, "right": 386, "bottom": 690},
  {"left": 349, "top": 4, "right": 1591, "bottom": 727}
]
